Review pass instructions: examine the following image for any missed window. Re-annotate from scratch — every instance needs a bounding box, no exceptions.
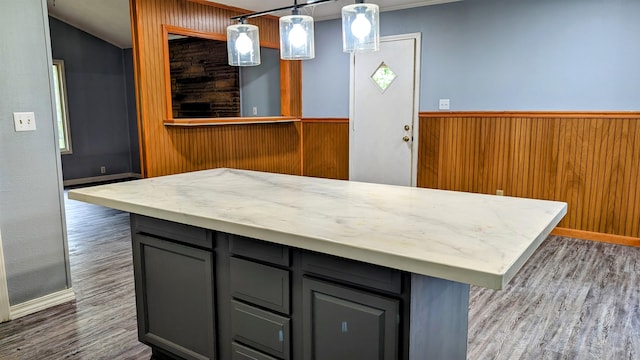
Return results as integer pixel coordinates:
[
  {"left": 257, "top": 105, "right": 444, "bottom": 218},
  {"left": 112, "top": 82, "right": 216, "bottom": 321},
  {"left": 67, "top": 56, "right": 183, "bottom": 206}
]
[
  {"left": 370, "top": 61, "right": 397, "bottom": 93},
  {"left": 52, "top": 59, "right": 72, "bottom": 154}
]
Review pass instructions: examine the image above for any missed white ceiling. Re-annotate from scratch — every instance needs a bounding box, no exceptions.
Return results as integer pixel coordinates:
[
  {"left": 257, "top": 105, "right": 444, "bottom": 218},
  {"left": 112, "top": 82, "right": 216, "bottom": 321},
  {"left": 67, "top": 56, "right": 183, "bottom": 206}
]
[{"left": 46, "top": 0, "right": 460, "bottom": 49}]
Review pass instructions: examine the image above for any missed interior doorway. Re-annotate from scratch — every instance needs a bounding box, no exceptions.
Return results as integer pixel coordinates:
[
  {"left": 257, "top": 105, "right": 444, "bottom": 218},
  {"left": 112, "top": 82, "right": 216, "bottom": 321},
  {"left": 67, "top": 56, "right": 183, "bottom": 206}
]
[{"left": 349, "top": 33, "right": 421, "bottom": 186}]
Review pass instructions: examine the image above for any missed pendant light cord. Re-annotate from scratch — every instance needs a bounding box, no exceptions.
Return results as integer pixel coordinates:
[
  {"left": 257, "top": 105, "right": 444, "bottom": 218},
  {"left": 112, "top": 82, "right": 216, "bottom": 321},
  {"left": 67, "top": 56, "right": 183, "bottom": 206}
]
[{"left": 230, "top": 0, "right": 337, "bottom": 21}]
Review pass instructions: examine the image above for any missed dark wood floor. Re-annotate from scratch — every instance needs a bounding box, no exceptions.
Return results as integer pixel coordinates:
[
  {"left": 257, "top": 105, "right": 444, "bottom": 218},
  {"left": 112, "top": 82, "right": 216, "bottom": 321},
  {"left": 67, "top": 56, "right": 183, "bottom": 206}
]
[{"left": 0, "top": 192, "right": 638, "bottom": 359}]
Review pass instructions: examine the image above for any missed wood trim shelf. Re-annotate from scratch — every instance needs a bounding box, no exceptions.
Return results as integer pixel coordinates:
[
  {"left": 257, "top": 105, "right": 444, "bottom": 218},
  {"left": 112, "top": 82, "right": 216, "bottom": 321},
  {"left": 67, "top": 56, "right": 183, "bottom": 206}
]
[
  {"left": 420, "top": 111, "right": 640, "bottom": 119},
  {"left": 301, "top": 118, "right": 349, "bottom": 124},
  {"left": 164, "top": 117, "right": 300, "bottom": 126}
]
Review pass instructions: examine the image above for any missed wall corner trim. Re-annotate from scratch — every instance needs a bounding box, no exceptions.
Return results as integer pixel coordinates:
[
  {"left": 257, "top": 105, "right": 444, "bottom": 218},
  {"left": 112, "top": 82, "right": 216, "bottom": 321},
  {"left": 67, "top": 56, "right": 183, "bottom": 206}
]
[
  {"left": 9, "top": 288, "right": 76, "bottom": 321},
  {"left": 0, "top": 229, "right": 9, "bottom": 322}
]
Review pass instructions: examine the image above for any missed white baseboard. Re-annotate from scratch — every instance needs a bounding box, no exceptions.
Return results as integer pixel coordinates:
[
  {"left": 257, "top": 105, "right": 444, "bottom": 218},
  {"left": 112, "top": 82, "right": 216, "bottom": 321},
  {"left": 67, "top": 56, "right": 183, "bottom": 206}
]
[
  {"left": 63, "top": 172, "right": 141, "bottom": 187},
  {"left": 0, "top": 229, "right": 9, "bottom": 322},
  {"left": 9, "top": 288, "right": 76, "bottom": 320}
]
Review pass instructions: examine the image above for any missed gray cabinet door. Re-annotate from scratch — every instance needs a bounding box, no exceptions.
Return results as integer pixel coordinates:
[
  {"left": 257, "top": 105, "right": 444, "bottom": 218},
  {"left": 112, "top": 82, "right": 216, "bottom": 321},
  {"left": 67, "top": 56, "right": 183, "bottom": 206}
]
[
  {"left": 302, "top": 277, "right": 399, "bottom": 360},
  {"left": 133, "top": 234, "right": 216, "bottom": 360}
]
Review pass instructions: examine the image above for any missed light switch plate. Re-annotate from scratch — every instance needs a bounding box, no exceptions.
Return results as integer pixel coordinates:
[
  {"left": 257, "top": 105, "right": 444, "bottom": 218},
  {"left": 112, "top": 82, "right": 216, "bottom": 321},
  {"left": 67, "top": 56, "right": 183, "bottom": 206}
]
[
  {"left": 439, "top": 99, "right": 450, "bottom": 110},
  {"left": 13, "top": 112, "right": 37, "bottom": 131}
]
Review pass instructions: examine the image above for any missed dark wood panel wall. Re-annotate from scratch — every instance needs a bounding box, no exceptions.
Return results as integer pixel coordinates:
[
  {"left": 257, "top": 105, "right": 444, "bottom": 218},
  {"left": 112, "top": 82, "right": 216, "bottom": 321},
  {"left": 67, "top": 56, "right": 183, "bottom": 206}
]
[{"left": 130, "top": 0, "right": 301, "bottom": 177}]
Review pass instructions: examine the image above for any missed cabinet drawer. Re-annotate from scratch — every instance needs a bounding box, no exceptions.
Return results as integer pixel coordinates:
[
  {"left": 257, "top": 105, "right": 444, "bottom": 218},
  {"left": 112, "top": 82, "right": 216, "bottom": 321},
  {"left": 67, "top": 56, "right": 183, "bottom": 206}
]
[
  {"left": 132, "top": 214, "right": 212, "bottom": 249},
  {"left": 230, "top": 257, "right": 290, "bottom": 314},
  {"left": 232, "top": 342, "right": 279, "bottom": 360},
  {"left": 231, "top": 300, "right": 290, "bottom": 360},
  {"left": 229, "top": 234, "right": 290, "bottom": 266},
  {"left": 302, "top": 251, "right": 402, "bottom": 294}
]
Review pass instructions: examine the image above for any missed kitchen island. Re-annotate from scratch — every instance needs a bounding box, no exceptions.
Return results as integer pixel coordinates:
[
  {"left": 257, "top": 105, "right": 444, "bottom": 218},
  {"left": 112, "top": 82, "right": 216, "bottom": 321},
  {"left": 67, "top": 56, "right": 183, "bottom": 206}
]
[{"left": 69, "top": 168, "right": 566, "bottom": 360}]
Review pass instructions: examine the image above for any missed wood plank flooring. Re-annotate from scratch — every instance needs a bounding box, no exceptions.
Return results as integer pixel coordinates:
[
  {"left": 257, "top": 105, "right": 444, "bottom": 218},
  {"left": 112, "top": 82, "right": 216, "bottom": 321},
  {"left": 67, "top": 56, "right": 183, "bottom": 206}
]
[
  {"left": 0, "top": 193, "right": 151, "bottom": 359},
  {"left": 0, "top": 190, "right": 638, "bottom": 359},
  {"left": 468, "top": 237, "right": 640, "bottom": 359}
]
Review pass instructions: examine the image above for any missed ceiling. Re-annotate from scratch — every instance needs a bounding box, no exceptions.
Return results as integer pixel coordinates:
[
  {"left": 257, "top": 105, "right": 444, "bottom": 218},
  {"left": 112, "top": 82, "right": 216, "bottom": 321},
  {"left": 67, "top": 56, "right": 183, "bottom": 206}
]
[{"left": 47, "top": 0, "right": 460, "bottom": 49}]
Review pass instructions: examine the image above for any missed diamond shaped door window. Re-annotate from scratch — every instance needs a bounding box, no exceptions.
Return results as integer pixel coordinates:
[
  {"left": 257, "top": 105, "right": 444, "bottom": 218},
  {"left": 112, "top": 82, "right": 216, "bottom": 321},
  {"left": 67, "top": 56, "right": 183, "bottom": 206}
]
[{"left": 371, "top": 62, "right": 397, "bottom": 93}]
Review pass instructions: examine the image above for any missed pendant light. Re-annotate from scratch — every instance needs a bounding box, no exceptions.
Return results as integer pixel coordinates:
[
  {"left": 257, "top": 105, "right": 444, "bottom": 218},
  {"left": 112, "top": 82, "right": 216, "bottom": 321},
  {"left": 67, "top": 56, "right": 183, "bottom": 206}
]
[
  {"left": 227, "top": 19, "right": 261, "bottom": 66},
  {"left": 342, "top": 0, "right": 379, "bottom": 53},
  {"left": 227, "top": 0, "right": 336, "bottom": 66},
  {"left": 280, "top": 7, "right": 315, "bottom": 60}
]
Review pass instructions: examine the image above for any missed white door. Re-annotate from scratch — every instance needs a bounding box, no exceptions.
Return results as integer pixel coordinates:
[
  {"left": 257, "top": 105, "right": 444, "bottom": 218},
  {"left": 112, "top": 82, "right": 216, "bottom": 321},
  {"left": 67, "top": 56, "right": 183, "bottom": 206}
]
[{"left": 349, "top": 33, "right": 421, "bottom": 186}]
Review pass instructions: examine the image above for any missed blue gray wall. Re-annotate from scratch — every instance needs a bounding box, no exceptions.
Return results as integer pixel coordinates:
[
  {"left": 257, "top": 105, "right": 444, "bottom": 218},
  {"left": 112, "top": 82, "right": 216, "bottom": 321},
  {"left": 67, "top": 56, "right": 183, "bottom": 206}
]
[
  {"left": 49, "top": 17, "right": 140, "bottom": 180},
  {"left": 123, "top": 48, "right": 141, "bottom": 174},
  {"left": 303, "top": 0, "right": 640, "bottom": 117},
  {"left": 0, "top": 0, "right": 70, "bottom": 304},
  {"left": 240, "top": 47, "right": 282, "bottom": 117},
  {"left": 302, "top": 20, "right": 350, "bottom": 117}
]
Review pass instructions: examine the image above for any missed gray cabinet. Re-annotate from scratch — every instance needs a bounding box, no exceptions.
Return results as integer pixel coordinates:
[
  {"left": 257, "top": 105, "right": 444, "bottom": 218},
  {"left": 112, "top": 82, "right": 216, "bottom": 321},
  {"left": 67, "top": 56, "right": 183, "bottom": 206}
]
[
  {"left": 132, "top": 218, "right": 216, "bottom": 360},
  {"left": 302, "top": 277, "right": 400, "bottom": 360},
  {"left": 130, "top": 215, "right": 406, "bottom": 360}
]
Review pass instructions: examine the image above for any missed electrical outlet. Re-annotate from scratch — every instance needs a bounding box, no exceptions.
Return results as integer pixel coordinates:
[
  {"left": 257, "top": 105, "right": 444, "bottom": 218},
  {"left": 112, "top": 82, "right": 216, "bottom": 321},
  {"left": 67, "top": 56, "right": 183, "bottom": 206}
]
[
  {"left": 438, "top": 99, "right": 450, "bottom": 110},
  {"left": 252, "top": 106, "right": 258, "bottom": 116},
  {"left": 100, "top": 166, "right": 106, "bottom": 174},
  {"left": 496, "top": 189, "right": 504, "bottom": 196},
  {"left": 13, "top": 112, "right": 37, "bottom": 131}
]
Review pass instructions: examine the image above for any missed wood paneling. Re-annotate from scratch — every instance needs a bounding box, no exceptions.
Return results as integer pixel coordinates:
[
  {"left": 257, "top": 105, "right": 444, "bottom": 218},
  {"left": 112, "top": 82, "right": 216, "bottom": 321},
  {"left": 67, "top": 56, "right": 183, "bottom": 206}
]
[
  {"left": 419, "top": 112, "right": 640, "bottom": 242},
  {"left": 131, "top": 0, "right": 301, "bottom": 177},
  {"left": 164, "top": 123, "right": 301, "bottom": 174},
  {"left": 280, "top": 60, "right": 302, "bottom": 117},
  {"left": 301, "top": 119, "right": 349, "bottom": 180}
]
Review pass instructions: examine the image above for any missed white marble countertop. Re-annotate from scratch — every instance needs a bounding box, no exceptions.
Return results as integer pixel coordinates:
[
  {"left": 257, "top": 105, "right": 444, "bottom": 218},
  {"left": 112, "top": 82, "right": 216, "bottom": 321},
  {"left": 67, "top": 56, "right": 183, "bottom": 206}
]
[{"left": 68, "top": 168, "right": 567, "bottom": 289}]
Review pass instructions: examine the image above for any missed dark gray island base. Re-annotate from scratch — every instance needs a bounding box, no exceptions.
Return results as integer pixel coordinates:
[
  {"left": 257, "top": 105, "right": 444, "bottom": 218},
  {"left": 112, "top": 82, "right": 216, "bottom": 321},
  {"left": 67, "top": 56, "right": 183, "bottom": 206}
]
[{"left": 131, "top": 214, "right": 469, "bottom": 360}]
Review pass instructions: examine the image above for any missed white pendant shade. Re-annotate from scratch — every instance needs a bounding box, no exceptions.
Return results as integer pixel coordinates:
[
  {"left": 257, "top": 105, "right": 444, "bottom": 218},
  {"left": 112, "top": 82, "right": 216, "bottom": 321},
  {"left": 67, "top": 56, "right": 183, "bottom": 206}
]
[
  {"left": 279, "top": 14, "right": 315, "bottom": 60},
  {"left": 342, "top": 3, "right": 380, "bottom": 53},
  {"left": 227, "top": 22, "right": 261, "bottom": 66}
]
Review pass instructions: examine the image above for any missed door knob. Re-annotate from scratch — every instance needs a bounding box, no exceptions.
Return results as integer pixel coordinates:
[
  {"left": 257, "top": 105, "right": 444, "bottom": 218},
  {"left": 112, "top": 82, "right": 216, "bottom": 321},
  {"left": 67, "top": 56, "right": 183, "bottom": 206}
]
[
  {"left": 403, "top": 136, "right": 410, "bottom": 142},
  {"left": 404, "top": 125, "right": 410, "bottom": 131}
]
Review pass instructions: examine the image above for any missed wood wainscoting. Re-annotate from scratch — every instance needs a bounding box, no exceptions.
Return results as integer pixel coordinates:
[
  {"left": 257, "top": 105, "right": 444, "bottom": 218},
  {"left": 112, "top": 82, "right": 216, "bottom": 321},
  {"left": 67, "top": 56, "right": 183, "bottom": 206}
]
[
  {"left": 301, "top": 119, "right": 349, "bottom": 180},
  {"left": 419, "top": 112, "right": 640, "bottom": 245},
  {"left": 130, "top": 0, "right": 302, "bottom": 177},
  {"left": 298, "top": 113, "right": 640, "bottom": 245}
]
